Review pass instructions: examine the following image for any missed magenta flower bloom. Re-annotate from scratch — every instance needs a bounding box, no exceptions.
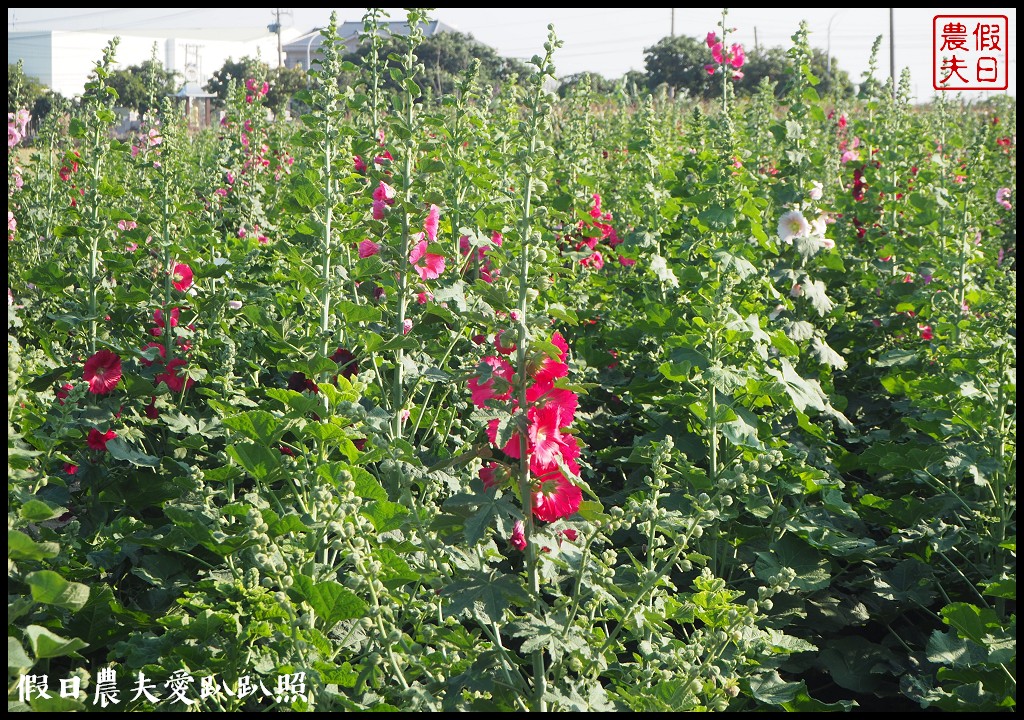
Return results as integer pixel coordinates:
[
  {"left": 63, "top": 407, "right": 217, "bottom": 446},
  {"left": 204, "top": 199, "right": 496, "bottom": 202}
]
[
  {"left": 358, "top": 239, "right": 381, "bottom": 258},
  {"left": 706, "top": 31, "right": 719, "bottom": 48},
  {"left": 729, "top": 44, "right": 745, "bottom": 68},
  {"left": 705, "top": 64, "right": 716, "bottom": 75},
  {"left": 83, "top": 349, "right": 123, "bottom": 394},
  {"left": 711, "top": 42, "right": 724, "bottom": 64},
  {"left": 510, "top": 519, "right": 527, "bottom": 551},
  {"left": 423, "top": 204, "right": 441, "bottom": 242},
  {"left": 372, "top": 181, "right": 396, "bottom": 205},
  {"left": 353, "top": 155, "right": 367, "bottom": 173},
  {"left": 468, "top": 355, "right": 514, "bottom": 408},
  {"left": 409, "top": 236, "right": 445, "bottom": 280},
  {"left": 532, "top": 470, "right": 583, "bottom": 523},
  {"left": 171, "top": 263, "right": 193, "bottom": 292}
]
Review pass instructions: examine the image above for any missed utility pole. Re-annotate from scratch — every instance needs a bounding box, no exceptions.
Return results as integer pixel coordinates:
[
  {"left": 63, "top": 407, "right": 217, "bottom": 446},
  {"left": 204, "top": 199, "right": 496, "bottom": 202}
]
[
  {"left": 671, "top": 8, "right": 675, "bottom": 37},
  {"left": 889, "top": 8, "right": 896, "bottom": 99},
  {"left": 269, "top": 9, "right": 293, "bottom": 69},
  {"left": 754, "top": 26, "right": 759, "bottom": 52}
]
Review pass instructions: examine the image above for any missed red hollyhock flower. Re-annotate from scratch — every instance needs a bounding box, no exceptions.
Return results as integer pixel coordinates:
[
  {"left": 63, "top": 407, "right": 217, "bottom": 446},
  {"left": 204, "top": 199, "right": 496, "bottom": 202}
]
[
  {"left": 532, "top": 469, "right": 582, "bottom": 523},
  {"left": 64, "top": 463, "right": 78, "bottom": 475},
  {"left": 144, "top": 398, "right": 159, "bottom": 419},
  {"left": 83, "top": 349, "right": 122, "bottom": 394},
  {"left": 56, "top": 382, "right": 74, "bottom": 404},
  {"left": 156, "top": 358, "right": 195, "bottom": 393},
  {"left": 331, "top": 347, "right": 359, "bottom": 380},
  {"left": 139, "top": 342, "right": 166, "bottom": 367},
  {"left": 287, "top": 371, "right": 318, "bottom": 394},
  {"left": 171, "top": 263, "right": 193, "bottom": 292},
  {"left": 87, "top": 428, "right": 117, "bottom": 451}
]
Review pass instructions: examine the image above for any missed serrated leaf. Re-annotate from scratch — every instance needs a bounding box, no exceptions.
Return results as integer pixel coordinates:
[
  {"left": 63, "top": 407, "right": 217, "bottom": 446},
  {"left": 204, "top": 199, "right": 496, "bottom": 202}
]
[
  {"left": 222, "top": 410, "right": 285, "bottom": 445},
  {"left": 442, "top": 570, "right": 531, "bottom": 622},
  {"left": 747, "top": 670, "right": 802, "bottom": 704},
  {"left": 227, "top": 442, "right": 281, "bottom": 481},
  {"left": 293, "top": 576, "right": 367, "bottom": 628}
]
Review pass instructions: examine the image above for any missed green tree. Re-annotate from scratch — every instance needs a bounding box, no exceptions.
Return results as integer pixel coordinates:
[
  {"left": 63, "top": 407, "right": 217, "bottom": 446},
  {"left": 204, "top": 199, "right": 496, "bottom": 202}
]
[
  {"left": 266, "top": 65, "right": 308, "bottom": 113},
  {"left": 739, "top": 46, "right": 853, "bottom": 98},
  {"left": 8, "top": 61, "right": 47, "bottom": 113},
  {"left": 344, "top": 30, "right": 528, "bottom": 97},
  {"left": 557, "top": 71, "right": 617, "bottom": 98},
  {"left": 642, "top": 35, "right": 716, "bottom": 99},
  {"left": 205, "top": 56, "right": 268, "bottom": 103},
  {"left": 106, "top": 59, "right": 180, "bottom": 116}
]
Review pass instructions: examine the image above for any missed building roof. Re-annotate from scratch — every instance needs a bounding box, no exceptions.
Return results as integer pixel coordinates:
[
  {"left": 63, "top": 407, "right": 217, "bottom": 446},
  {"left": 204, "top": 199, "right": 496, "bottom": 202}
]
[{"left": 283, "top": 19, "right": 458, "bottom": 57}]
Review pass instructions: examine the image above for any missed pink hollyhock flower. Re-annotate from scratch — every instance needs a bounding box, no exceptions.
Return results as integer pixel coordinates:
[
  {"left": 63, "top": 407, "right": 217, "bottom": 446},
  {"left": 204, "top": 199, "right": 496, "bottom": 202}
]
[
  {"left": 729, "top": 44, "right": 745, "bottom": 68},
  {"left": 809, "top": 181, "right": 823, "bottom": 201},
  {"left": 88, "top": 428, "right": 117, "bottom": 451},
  {"left": 510, "top": 519, "right": 527, "bottom": 551},
  {"left": 157, "top": 358, "right": 195, "bottom": 393},
  {"left": 790, "top": 283, "right": 804, "bottom": 298},
  {"left": 171, "top": 263, "right": 193, "bottom": 292},
  {"left": 618, "top": 255, "right": 636, "bottom": 267},
  {"left": 353, "top": 155, "right": 367, "bottom": 173},
  {"left": 372, "top": 181, "right": 396, "bottom": 205},
  {"left": 494, "top": 329, "right": 517, "bottom": 356},
  {"left": 731, "top": 70, "right": 744, "bottom": 81},
  {"left": 473, "top": 356, "right": 520, "bottom": 407},
  {"left": 139, "top": 342, "right": 166, "bottom": 367},
  {"left": 83, "top": 349, "right": 122, "bottom": 394},
  {"left": 8, "top": 124, "right": 22, "bottom": 148},
  {"left": 359, "top": 239, "right": 380, "bottom": 258},
  {"left": 403, "top": 318, "right": 413, "bottom": 335},
  {"left": 147, "top": 128, "right": 163, "bottom": 147},
  {"left": 532, "top": 470, "right": 583, "bottom": 523},
  {"left": 711, "top": 42, "right": 724, "bottom": 64},
  {"left": 8, "top": 211, "right": 16, "bottom": 237},
  {"left": 409, "top": 236, "right": 445, "bottom": 280},
  {"left": 423, "top": 204, "right": 441, "bottom": 242},
  {"left": 704, "top": 63, "right": 717, "bottom": 75},
  {"left": 840, "top": 149, "right": 860, "bottom": 164},
  {"left": 152, "top": 307, "right": 180, "bottom": 336},
  {"left": 227, "top": 300, "right": 243, "bottom": 310},
  {"left": 486, "top": 417, "right": 522, "bottom": 459},
  {"left": 996, "top": 187, "right": 1012, "bottom": 210},
  {"left": 581, "top": 251, "right": 604, "bottom": 270},
  {"left": 372, "top": 199, "right": 388, "bottom": 220},
  {"left": 214, "top": 187, "right": 228, "bottom": 197},
  {"left": 527, "top": 402, "right": 567, "bottom": 470},
  {"left": 706, "top": 31, "right": 718, "bottom": 47},
  {"left": 919, "top": 324, "right": 933, "bottom": 341}
]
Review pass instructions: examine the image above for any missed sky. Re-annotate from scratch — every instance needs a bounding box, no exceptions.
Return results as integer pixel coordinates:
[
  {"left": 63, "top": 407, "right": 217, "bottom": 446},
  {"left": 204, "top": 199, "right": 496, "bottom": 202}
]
[{"left": 7, "top": 7, "right": 1017, "bottom": 101}]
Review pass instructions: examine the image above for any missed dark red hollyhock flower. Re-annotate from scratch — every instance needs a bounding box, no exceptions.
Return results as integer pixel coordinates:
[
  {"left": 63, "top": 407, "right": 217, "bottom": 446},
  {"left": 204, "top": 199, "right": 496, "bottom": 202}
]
[
  {"left": 279, "top": 445, "right": 296, "bottom": 456},
  {"left": 83, "top": 349, "right": 123, "bottom": 394},
  {"left": 288, "top": 372, "right": 319, "bottom": 394},
  {"left": 145, "top": 398, "right": 159, "bottom": 419},
  {"left": 63, "top": 463, "right": 78, "bottom": 475},
  {"left": 331, "top": 348, "right": 359, "bottom": 380},
  {"left": 156, "top": 358, "right": 195, "bottom": 393},
  {"left": 87, "top": 428, "right": 117, "bottom": 451},
  {"left": 353, "top": 438, "right": 367, "bottom": 452}
]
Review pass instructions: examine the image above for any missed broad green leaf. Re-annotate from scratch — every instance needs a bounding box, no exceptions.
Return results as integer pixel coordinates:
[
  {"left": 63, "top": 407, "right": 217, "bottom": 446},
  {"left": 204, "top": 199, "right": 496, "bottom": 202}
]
[
  {"left": 8, "top": 529, "right": 59, "bottom": 560},
  {"left": 222, "top": 410, "right": 286, "bottom": 445},
  {"left": 8, "top": 637, "right": 33, "bottom": 673},
  {"left": 26, "top": 570, "right": 90, "bottom": 612},
  {"left": 747, "top": 670, "right": 802, "bottom": 704},
  {"left": 927, "top": 629, "right": 987, "bottom": 667},
  {"left": 24, "top": 625, "right": 88, "bottom": 659},
  {"left": 227, "top": 442, "right": 282, "bottom": 481},
  {"left": 20, "top": 499, "right": 66, "bottom": 522}
]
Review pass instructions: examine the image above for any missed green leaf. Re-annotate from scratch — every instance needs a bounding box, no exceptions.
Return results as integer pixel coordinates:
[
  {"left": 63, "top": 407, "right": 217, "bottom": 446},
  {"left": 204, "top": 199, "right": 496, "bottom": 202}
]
[
  {"left": 8, "top": 637, "right": 33, "bottom": 674},
  {"left": 222, "top": 410, "right": 286, "bottom": 445},
  {"left": 24, "top": 625, "right": 88, "bottom": 659},
  {"left": 292, "top": 576, "right": 367, "bottom": 628},
  {"left": 442, "top": 570, "right": 531, "bottom": 623},
  {"left": 941, "top": 603, "right": 1001, "bottom": 646},
  {"left": 747, "top": 670, "right": 802, "bottom": 705},
  {"left": 228, "top": 442, "right": 282, "bottom": 481},
  {"left": 19, "top": 499, "right": 66, "bottom": 522},
  {"left": 26, "top": 570, "right": 90, "bottom": 612},
  {"left": 8, "top": 529, "right": 59, "bottom": 560},
  {"left": 105, "top": 437, "right": 160, "bottom": 467},
  {"left": 754, "top": 535, "right": 831, "bottom": 591},
  {"left": 361, "top": 500, "right": 409, "bottom": 532},
  {"left": 767, "top": 358, "right": 826, "bottom": 413},
  {"left": 927, "top": 630, "right": 987, "bottom": 667}
]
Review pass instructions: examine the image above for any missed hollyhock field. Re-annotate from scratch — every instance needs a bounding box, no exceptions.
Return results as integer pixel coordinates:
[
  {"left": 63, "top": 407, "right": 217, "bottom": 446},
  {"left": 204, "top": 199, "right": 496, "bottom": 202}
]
[{"left": 7, "top": 10, "right": 1016, "bottom": 713}]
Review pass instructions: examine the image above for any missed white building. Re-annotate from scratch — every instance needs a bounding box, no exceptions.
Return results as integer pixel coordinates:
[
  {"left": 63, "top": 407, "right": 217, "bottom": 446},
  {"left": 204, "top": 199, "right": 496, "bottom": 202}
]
[{"left": 8, "top": 26, "right": 302, "bottom": 99}]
